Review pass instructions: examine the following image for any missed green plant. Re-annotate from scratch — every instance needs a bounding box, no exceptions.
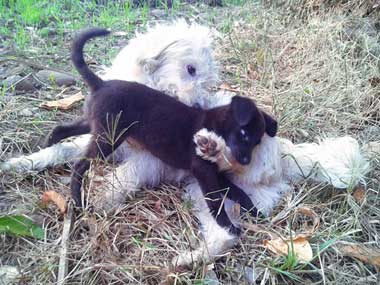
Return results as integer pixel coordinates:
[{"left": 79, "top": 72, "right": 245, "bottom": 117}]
[{"left": 0, "top": 215, "right": 44, "bottom": 239}]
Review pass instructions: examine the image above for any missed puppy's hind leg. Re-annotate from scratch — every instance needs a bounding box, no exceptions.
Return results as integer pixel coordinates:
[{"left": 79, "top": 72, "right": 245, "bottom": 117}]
[
  {"left": 71, "top": 133, "right": 127, "bottom": 208},
  {"left": 46, "top": 118, "right": 90, "bottom": 147}
]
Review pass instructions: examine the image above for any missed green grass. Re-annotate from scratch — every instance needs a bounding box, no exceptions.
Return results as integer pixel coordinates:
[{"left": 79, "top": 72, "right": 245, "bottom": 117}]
[{"left": 0, "top": 0, "right": 184, "bottom": 54}]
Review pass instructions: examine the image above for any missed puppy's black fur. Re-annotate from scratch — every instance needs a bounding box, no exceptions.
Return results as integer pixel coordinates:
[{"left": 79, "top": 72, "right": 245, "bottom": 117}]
[{"left": 51, "top": 28, "right": 278, "bottom": 234}]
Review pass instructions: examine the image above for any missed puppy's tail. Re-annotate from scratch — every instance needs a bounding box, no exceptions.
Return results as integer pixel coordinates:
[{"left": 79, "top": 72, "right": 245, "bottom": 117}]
[{"left": 71, "top": 28, "right": 110, "bottom": 92}]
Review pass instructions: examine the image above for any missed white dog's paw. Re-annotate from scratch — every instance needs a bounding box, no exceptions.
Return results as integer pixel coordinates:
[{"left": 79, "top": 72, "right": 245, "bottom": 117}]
[
  {"left": 172, "top": 250, "right": 205, "bottom": 268},
  {"left": 194, "top": 129, "right": 226, "bottom": 162},
  {"left": 171, "top": 252, "right": 192, "bottom": 268}
]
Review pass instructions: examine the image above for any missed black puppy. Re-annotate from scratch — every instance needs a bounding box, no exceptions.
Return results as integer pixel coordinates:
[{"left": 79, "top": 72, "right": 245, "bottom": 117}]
[{"left": 50, "top": 28, "right": 277, "bottom": 234}]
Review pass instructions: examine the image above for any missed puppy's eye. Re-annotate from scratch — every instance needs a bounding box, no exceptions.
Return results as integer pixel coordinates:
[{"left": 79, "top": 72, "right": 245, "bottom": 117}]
[
  {"left": 240, "top": 129, "right": 249, "bottom": 141},
  {"left": 187, "top": 64, "right": 196, "bottom": 76}
]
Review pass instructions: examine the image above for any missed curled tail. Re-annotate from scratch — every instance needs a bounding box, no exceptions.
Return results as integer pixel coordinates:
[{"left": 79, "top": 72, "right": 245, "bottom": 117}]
[
  {"left": 71, "top": 28, "right": 111, "bottom": 92},
  {"left": 279, "top": 136, "right": 370, "bottom": 189}
]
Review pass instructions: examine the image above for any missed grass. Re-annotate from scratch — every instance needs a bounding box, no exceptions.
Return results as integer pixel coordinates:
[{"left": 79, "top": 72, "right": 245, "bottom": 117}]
[{"left": 1, "top": 0, "right": 380, "bottom": 284}]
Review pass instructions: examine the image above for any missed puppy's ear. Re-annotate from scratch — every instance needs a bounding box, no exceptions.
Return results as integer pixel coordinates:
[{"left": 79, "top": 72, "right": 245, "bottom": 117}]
[
  {"left": 140, "top": 58, "right": 161, "bottom": 74},
  {"left": 231, "top": 96, "right": 255, "bottom": 126},
  {"left": 262, "top": 111, "right": 278, "bottom": 137}
]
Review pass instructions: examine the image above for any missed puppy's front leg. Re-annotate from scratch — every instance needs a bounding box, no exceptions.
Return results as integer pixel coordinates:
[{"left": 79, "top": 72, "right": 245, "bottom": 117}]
[
  {"left": 190, "top": 156, "right": 241, "bottom": 236},
  {"left": 217, "top": 174, "right": 262, "bottom": 218}
]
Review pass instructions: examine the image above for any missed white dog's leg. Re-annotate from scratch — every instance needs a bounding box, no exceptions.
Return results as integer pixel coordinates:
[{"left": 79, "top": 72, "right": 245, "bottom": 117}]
[
  {"left": 278, "top": 136, "right": 370, "bottom": 188},
  {"left": 96, "top": 150, "right": 180, "bottom": 211},
  {"left": 173, "top": 180, "right": 237, "bottom": 267},
  {"left": 0, "top": 135, "right": 91, "bottom": 172}
]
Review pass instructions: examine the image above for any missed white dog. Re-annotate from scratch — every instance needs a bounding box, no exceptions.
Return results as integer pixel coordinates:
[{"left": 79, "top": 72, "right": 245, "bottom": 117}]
[{"left": 1, "top": 20, "right": 370, "bottom": 266}]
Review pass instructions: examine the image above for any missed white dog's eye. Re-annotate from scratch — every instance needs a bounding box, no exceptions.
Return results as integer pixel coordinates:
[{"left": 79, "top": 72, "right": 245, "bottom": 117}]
[{"left": 187, "top": 64, "right": 196, "bottom": 76}]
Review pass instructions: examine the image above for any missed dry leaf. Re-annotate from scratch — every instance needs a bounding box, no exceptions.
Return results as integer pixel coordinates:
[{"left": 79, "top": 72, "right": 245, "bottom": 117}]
[
  {"left": 263, "top": 236, "right": 313, "bottom": 262},
  {"left": 339, "top": 244, "right": 380, "bottom": 268},
  {"left": 364, "top": 141, "right": 380, "bottom": 154},
  {"left": 40, "top": 91, "right": 84, "bottom": 111},
  {"left": 113, "top": 31, "right": 128, "bottom": 37},
  {"left": 369, "top": 77, "right": 380, "bottom": 87},
  {"left": 219, "top": 83, "right": 238, "bottom": 92},
  {"left": 154, "top": 200, "right": 162, "bottom": 213},
  {"left": 242, "top": 222, "right": 279, "bottom": 239},
  {"left": 294, "top": 206, "right": 320, "bottom": 236},
  {"left": 353, "top": 186, "right": 366, "bottom": 203},
  {"left": 41, "top": 191, "right": 67, "bottom": 214},
  {"left": 230, "top": 203, "right": 241, "bottom": 220},
  {"left": 247, "top": 64, "right": 260, "bottom": 80}
]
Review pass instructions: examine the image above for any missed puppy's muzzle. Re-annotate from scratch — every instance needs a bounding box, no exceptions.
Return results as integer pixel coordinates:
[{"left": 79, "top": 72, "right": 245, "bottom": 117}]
[{"left": 235, "top": 153, "right": 251, "bottom": 165}]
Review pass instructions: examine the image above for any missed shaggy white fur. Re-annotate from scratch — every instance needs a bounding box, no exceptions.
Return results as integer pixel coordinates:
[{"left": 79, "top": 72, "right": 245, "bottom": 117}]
[
  {"left": 279, "top": 136, "right": 370, "bottom": 188},
  {"left": 0, "top": 19, "right": 370, "bottom": 266},
  {"left": 101, "top": 19, "right": 218, "bottom": 108}
]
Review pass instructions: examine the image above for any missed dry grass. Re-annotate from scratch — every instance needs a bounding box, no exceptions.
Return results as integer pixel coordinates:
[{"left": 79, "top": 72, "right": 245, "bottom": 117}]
[{"left": 1, "top": 1, "right": 380, "bottom": 284}]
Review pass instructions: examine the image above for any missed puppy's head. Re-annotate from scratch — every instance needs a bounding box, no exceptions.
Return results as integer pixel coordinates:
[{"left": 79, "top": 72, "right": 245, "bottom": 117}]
[{"left": 224, "top": 96, "right": 277, "bottom": 165}]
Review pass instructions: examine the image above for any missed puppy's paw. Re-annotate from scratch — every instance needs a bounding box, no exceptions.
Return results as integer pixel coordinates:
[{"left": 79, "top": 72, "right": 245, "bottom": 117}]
[{"left": 194, "top": 128, "right": 226, "bottom": 162}]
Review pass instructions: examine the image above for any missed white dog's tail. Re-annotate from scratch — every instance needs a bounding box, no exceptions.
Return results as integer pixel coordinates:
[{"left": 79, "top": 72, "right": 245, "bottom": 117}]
[{"left": 279, "top": 136, "right": 370, "bottom": 189}]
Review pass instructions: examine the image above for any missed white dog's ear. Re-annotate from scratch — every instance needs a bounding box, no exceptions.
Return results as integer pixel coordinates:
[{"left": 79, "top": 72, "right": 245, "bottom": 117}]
[
  {"left": 140, "top": 58, "right": 161, "bottom": 74},
  {"left": 139, "top": 40, "right": 179, "bottom": 74}
]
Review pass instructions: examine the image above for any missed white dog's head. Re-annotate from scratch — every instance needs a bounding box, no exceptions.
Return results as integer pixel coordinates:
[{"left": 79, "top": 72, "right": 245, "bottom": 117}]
[{"left": 102, "top": 19, "right": 219, "bottom": 108}]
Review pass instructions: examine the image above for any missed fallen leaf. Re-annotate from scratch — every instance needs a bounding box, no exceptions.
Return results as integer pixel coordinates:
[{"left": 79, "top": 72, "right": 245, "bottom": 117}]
[
  {"left": 231, "top": 203, "right": 241, "bottom": 220},
  {"left": 339, "top": 244, "right": 380, "bottom": 268},
  {"left": 369, "top": 77, "right": 380, "bottom": 87},
  {"left": 113, "top": 31, "right": 128, "bottom": 37},
  {"left": 40, "top": 91, "right": 84, "bottom": 111},
  {"left": 247, "top": 64, "right": 260, "bottom": 80},
  {"left": 242, "top": 222, "right": 277, "bottom": 237},
  {"left": 0, "top": 215, "right": 44, "bottom": 239},
  {"left": 263, "top": 236, "right": 313, "bottom": 262},
  {"left": 0, "top": 266, "right": 20, "bottom": 284},
  {"left": 41, "top": 191, "right": 67, "bottom": 214},
  {"left": 294, "top": 206, "right": 320, "bottom": 236},
  {"left": 364, "top": 141, "right": 380, "bottom": 154},
  {"left": 154, "top": 200, "right": 162, "bottom": 213},
  {"left": 353, "top": 186, "right": 366, "bottom": 203},
  {"left": 219, "top": 83, "right": 238, "bottom": 92}
]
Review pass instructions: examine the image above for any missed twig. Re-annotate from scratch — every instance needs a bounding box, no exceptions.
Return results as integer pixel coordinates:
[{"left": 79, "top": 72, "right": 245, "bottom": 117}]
[
  {"left": 3, "top": 73, "right": 33, "bottom": 92},
  {"left": 0, "top": 56, "right": 80, "bottom": 80},
  {"left": 57, "top": 203, "right": 74, "bottom": 285}
]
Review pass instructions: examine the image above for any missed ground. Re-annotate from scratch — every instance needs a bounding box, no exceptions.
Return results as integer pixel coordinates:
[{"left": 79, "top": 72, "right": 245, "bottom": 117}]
[{"left": 1, "top": 0, "right": 380, "bottom": 284}]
